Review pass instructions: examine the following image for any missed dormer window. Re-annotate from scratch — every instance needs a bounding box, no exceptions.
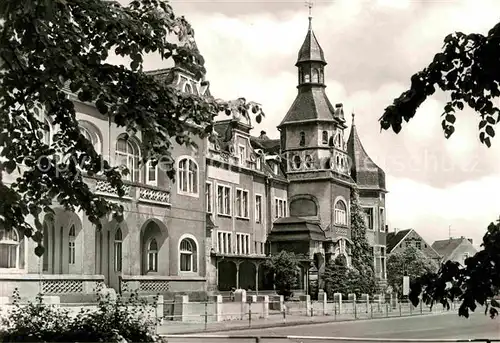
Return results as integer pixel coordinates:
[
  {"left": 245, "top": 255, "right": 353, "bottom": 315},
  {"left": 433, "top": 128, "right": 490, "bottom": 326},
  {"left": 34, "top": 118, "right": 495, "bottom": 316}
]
[
  {"left": 184, "top": 83, "right": 193, "bottom": 94},
  {"left": 322, "top": 131, "right": 328, "bottom": 144},
  {"left": 299, "top": 132, "right": 305, "bottom": 146}
]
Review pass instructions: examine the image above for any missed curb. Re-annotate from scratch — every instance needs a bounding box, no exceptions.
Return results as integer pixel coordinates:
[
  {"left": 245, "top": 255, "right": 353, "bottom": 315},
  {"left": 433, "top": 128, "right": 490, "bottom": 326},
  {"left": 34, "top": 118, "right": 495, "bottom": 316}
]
[{"left": 165, "top": 311, "right": 451, "bottom": 335}]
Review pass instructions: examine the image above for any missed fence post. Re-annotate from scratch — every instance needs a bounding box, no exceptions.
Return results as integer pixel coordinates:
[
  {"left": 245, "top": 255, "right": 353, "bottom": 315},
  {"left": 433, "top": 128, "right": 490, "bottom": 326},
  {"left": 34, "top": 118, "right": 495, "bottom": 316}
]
[
  {"left": 386, "top": 303, "right": 388, "bottom": 317},
  {"left": 204, "top": 302, "right": 208, "bottom": 330},
  {"left": 249, "top": 303, "right": 252, "bottom": 327},
  {"left": 311, "top": 307, "right": 314, "bottom": 317},
  {"left": 410, "top": 302, "right": 412, "bottom": 315},
  {"left": 354, "top": 299, "right": 357, "bottom": 319},
  {"left": 370, "top": 303, "right": 373, "bottom": 318},
  {"left": 334, "top": 302, "right": 337, "bottom": 320},
  {"left": 399, "top": 301, "right": 402, "bottom": 316},
  {"left": 420, "top": 300, "right": 423, "bottom": 314},
  {"left": 282, "top": 306, "right": 286, "bottom": 322}
]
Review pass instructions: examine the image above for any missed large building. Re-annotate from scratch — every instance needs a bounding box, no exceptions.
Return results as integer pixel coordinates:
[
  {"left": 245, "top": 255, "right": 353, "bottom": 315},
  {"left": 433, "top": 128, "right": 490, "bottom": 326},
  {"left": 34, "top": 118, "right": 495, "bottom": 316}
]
[{"left": 0, "top": 16, "right": 388, "bottom": 298}]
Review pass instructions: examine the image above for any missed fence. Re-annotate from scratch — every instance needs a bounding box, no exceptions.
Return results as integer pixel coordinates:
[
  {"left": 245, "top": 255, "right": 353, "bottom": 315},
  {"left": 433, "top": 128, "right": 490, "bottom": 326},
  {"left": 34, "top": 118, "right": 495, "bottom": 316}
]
[
  {"left": 161, "top": 335, "right": 500, "bottom": 343},
  {"left": 159, "top": 291, "right": 459, "bottom": 334}
]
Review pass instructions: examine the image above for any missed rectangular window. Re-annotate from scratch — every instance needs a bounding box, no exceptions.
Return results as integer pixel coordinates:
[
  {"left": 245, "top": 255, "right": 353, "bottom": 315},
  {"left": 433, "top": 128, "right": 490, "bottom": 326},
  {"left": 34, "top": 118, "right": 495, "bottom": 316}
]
[
  {"left": 256, "top": 157, "right": 261, "bottom": 170},
  {"left": 238, "top": 144, "right": 246, "bottom": 166},
  {"left": 236, "top": 189, "right": 249, "bottom": 218},
  {"left": 415, "top": 241, "right": 421, "bottom": 250},
  {"left": 274, "top": 198, "right": 287, "bottom": 219},
  {"left": 363, "top": 208, "right": 374, "bottom": 230},
  {"left": 146, "top": 161, "right": 157, "bottom": 186},
  {"left": 255, "top": 194, "right": 262, "bottom": 223},
  {"left": 217, "top": 231, "right": 233, "bottom": 254},
  {"left": 236, "top": 233, "right": 250, "bottom": 255},
  {"left": 206, "top": 182, "right": 213, "bottom": 213},
  {"left": 217, "top": 185, "right": 231, "bottom": 216}
]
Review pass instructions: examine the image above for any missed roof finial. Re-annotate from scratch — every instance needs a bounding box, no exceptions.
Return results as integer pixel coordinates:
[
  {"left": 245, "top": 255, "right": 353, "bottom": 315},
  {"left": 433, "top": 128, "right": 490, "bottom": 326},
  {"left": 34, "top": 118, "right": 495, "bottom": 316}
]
[
  {"left": 352, "top": 110, "right": 355, "bottom": 124},
  {"left": 305, "top": 0, "right": 314, "bottom": 28}
]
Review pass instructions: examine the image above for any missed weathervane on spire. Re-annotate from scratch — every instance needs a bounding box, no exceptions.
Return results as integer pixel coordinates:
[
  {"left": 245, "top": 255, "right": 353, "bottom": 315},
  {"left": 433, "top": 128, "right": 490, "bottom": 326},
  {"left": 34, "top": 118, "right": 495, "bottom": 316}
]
[{"left": 305, "top": 0, "right": 314, "bottom": 19}]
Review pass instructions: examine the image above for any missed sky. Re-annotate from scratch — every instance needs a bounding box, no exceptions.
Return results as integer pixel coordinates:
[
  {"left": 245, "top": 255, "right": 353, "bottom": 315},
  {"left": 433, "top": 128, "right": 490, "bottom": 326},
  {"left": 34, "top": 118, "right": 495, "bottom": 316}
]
[{"left": 119, "top": 0, "right": 500, "bottom": 249}]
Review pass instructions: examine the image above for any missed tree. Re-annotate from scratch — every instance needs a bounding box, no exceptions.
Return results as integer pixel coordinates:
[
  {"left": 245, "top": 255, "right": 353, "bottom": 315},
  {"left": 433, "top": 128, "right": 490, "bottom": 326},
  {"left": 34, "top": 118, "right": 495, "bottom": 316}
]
[
  {"left": 264, "top": 250, "right": 299, "bottom": 300},
  {"left": 323, "top": 256, "right": 349, "bottom": 298},
  {"left": 0, "top": 0, "right": 264, "bottom": 255},
  {"left": 377, "top": 20, "right": 500, "bottom": 319},
  {"left": 409, "top": 220, "right": 500, "bottom": 319},
  {"left": 349, "top": 187, "right": 378, "bottom": 296},
  {"left": 379, "top": 23, "right": 500, "bottom": 147},
  {"left": 386, "top": 245, "right": 438, "bottom": 298}
]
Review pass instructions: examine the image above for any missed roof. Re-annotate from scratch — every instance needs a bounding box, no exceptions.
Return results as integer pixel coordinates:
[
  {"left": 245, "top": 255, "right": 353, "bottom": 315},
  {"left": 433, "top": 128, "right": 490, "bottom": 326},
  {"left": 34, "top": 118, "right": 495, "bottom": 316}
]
[
  {"left": 279, "top": 87, "right": 338, "bottom": 126},
  {"left": 346, "top": 114, "right": 386, "bottom": 191},
  {"left": 386, "top": 229, "right": 412, "bottom": 253},
  {"left": 296, "top": 18, "right": 326, "bottom": 65},
  {"left": 250, "top": 136, "right": 281, "bottom": 155},
  {"left": 268, "top": 216, "right": 326, "bottom": 242},
  {"left": 431, "top": 237, "right": 475, "bottom": 260}
]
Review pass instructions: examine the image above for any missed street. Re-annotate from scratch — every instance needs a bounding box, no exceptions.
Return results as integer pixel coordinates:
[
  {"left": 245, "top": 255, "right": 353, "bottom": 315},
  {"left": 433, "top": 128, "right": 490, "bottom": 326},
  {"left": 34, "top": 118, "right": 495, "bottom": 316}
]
[{"left": 162, "top": 310, "right": 500, "bottom": 343}]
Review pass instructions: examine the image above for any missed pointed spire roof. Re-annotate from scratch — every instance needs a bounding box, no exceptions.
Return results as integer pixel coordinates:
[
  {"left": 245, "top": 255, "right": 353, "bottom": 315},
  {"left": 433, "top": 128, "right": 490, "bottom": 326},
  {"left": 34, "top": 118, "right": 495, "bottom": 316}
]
[
  {"left": 347, "top": 114, "right": 387, "bottom": 191},
  {"left": 296, "top": 17, "right": 326, "bottom": 66}
]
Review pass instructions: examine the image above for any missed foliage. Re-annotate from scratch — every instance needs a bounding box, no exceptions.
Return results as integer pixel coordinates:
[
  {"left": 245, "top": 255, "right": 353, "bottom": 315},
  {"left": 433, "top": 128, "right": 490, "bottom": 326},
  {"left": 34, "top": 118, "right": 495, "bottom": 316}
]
[
  {"left": 379, "top": 22, "right": 500, "bottom": 146},
  {"left": 386, "top": 244, "right": 438, "bottom": 298},
  {"left": 323, "top": 256, "right": 349, "bottom": 298},
  {"left": 349, "top": 187, "right": 378, "bottom": 296},
  {"left": 0, "top": 287, "right": 162, "bottom": 342},
  {"left": 409, "top": 220, "right": 500, "bottom": 319},
  {"left": 0, "top": 0, "right": 264, "bottom": 254},
  {"left": 264, "top": 250, "right": 299, "bottom": 300},
  {"left": 378, "top": 21, "right": 500, "bottom": 319}
]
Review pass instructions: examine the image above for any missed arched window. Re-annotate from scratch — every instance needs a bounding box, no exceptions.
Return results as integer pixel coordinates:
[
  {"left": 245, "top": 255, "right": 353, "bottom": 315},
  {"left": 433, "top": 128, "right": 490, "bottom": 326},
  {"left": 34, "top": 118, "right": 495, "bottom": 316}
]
[
  {"left": 184, "top": 83, "right": 193, "bottom": 94},
  {"left": 293, "top": 155, "right": 302, "bottom": 170},
  {"left": 79, "top": 123, "right": 102, "bottom": 154},
  {"left": 312, "top": 68, "right": 319, "bottom": 83},
  {"left": 178, "top": 157, "right": 198, "bottom": 195},
  {"left": 114, "top": 228, "right": 123, "bottom": 272},
  {"left": 304, "top": 73, "right": 310, "bottom": 83},
  {"left": 305, "top": 155, "right": 313, "bottom": 169},
  {"left": 299, "top": 132, "right": 305, "bottom": 147},
  {"left": 334, "top": 200, "right": 347, "bottom": 226},
  {"left": 179, "top": 236, "right": 198, "bottom": 273},
  {"left": 322, "top": 131, "right": 328, "bottom": 144},
  {"left": 0, "top": 229, "right": 20, "bottom": 269},
  {"left": 319, "top": 70, "right": 324, "bottom": 83},
  {"left": 147, "top": 238, "right": 158, "bottom": 272},
  {"left": 68, "top": 225, "right": 76, "bottom": 265},
  {"left": 115, "top": 137, "right": 140, "bottom": 182}
]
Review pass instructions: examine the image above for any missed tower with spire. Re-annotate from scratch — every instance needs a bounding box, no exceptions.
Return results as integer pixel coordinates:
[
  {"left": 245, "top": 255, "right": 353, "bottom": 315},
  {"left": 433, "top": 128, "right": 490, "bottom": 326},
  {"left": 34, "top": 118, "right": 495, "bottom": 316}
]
[
  {"left": 271, "top": 13, "right": 354, "bottom": 270},
  {"left": 268, "top": 10, "right": 388, "bottom": 289}
]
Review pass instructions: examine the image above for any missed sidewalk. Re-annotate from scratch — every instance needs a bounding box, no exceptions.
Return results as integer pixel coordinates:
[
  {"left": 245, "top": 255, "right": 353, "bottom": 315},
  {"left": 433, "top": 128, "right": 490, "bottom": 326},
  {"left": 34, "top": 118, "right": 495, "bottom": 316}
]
[{"left": 157, "top": 307, "right": 451, "bottom": 335}]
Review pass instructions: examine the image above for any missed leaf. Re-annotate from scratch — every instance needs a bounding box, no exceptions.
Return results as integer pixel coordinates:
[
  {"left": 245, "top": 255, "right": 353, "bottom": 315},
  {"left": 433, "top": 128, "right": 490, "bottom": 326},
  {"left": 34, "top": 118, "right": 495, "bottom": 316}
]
[
  {"left": 445, "top": 114, "right": 456, "bottom": 124},
  {"left": 34, "top": 245, "right": 45, "bottom": 257},
  {"left": 485, "top": 125, "right": 495, "bottom": 138},
  {"left": 4, "top": 160, "right": 16, "bottom": 174}
]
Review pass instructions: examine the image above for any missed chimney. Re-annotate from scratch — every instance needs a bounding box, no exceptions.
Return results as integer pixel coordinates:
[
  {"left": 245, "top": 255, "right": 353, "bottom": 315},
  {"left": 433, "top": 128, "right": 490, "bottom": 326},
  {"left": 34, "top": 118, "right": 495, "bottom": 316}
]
[
  {"left": 467, "top": 238, "right": 473, "bottom": 244},
  {"left": 394, "top": 227, "right": 399, "bottom": 234},
  {"left": 259, "top": 130, "right": 269, "bottom": 140}
]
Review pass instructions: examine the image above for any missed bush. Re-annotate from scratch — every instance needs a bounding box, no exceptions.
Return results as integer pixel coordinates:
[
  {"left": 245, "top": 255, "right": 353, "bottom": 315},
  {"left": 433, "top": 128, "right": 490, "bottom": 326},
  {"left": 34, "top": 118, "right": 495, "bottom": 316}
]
[{"left": 0, "top": 287, "right": 162, "bottom": 342}]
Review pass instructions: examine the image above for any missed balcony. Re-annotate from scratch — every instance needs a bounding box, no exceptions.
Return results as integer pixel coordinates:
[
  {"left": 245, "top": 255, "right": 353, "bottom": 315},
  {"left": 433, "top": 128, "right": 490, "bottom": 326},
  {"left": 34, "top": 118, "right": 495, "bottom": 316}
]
[{"left": 90, "top": 177, "right": 171, "bottom": 206}]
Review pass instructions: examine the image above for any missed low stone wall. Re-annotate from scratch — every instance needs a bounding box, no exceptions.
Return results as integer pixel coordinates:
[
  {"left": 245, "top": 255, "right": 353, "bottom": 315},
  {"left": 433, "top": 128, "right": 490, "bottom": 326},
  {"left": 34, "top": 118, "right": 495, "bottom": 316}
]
[{"left": 0, "top": 274, "right": 105, "bottom": 298}]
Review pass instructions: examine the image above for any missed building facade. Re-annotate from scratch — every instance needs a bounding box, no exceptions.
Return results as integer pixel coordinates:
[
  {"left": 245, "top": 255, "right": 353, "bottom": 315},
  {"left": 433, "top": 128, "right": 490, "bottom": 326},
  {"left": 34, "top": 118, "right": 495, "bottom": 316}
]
[
  {"left": 386, "top": 229, "right": 441, "bottom": 264},
  {"left": 431, "top": 237, "right": 477, "bottom": 266},
  {"left": 0, "top": 16, "right": 388, "bottom": 299}
]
